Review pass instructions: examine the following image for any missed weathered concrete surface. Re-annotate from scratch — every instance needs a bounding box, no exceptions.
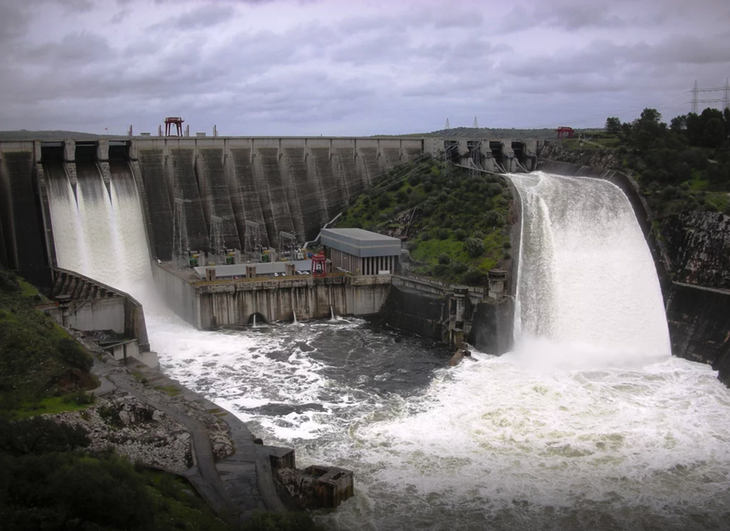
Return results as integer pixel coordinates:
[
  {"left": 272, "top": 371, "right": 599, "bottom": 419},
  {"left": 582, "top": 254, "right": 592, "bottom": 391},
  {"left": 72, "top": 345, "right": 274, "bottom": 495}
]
[
  {"left": 153, "top": 261, "right": 390, "bottom": 329},
  {"left": 470, "top": 298, "right": 514, "bottom": 355},
  {"left": 381, "top": 283, "right": 445, "bottom": 340},
  {"left": 0, "top": 141, "right": 50, "bottom": 287},
  {"left": 44, "top": 268, "right": 150, "bottom": 351}
]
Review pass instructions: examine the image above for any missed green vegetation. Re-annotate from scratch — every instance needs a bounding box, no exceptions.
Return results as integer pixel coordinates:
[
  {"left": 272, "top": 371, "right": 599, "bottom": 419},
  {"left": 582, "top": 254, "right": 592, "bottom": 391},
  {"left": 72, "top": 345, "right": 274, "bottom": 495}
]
[
  {"left": 0, "top": 416, "right": 235, "bottom": 531},
  {"left": 0, "top": 268, "right": 96, "bottom": 417},
  {"left": 587, "top": 108, "right": 730, "bottom": 217},
  {"left": 337, "top": 156, "right": 512, "bottom": 285}
]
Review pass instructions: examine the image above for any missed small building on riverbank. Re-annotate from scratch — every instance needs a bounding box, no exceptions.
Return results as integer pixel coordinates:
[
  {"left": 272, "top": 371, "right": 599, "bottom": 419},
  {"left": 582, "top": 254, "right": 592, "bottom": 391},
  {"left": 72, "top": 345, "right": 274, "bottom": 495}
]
[{"left": 320, "top": 228, "right": 400, "bottom": 275}]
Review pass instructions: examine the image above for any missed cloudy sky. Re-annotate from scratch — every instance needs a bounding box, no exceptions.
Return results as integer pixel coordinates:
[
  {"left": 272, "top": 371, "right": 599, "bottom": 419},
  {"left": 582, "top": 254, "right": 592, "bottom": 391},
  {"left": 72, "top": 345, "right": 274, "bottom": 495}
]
[{"left": 1, "top": 0, "right": 729, "bottom": 136}]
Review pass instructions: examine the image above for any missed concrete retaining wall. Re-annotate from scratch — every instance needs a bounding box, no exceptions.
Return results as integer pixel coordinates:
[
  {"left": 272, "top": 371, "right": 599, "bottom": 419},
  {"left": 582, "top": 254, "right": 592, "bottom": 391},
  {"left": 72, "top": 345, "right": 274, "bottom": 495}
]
[
  {"left": 381, "top": 283, "right": 446, "bottom": 340},
  {"left": 666, "top": 282, "right": 730, "bottom": 385},
  {"left": 470, "top": 299, "right": 514, "bottom": 355},
  {"left": 153, "top": 263, "right": 390, "bottom": 329},
  {"left": 45, "top": 268, "right": 150, "bottom": 351}
]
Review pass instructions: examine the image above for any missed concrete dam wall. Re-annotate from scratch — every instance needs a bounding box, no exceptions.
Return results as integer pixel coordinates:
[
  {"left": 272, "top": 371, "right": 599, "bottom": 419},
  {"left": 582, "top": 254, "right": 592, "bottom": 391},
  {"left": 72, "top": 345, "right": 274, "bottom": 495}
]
[
  {"left": 0, "top": 136, "right": 536, "bottom": 281},
  {"left": 130, "top": 137, "right": 427, "bottom": 260}
]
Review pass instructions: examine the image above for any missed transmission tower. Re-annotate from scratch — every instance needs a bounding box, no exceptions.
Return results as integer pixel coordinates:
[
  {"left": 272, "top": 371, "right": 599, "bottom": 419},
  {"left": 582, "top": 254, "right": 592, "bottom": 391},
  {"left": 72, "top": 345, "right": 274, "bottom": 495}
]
[
  {"left": 209, "top": 215, "right": 225, "bottom": 265},
  {"left": 689, "top": 79, "right": 730, "bottom": 113},
  {"left": 244, "top": 220, "right": 262, "bottom": 261},
  {"left": 473, "top": 117, "right": 479, "bottom": 128},
  {"left": 278, "top": 231, "right": 297, "bottom": 259},
  {"left": 445, "top": 118, "right": 451, "bottom": 130},
  {"left": 172, "top": 198, "right": 190, "bottom": 270}
]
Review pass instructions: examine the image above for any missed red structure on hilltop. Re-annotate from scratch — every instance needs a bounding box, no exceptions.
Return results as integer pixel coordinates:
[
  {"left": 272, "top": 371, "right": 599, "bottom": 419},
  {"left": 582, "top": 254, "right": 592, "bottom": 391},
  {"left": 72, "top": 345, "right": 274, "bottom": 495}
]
[
  {"left": 164, "top": 117, "right": 184, "bottom": 136},
  {"left": 556, "top": 126, "right": 574, "bottom": 139}
]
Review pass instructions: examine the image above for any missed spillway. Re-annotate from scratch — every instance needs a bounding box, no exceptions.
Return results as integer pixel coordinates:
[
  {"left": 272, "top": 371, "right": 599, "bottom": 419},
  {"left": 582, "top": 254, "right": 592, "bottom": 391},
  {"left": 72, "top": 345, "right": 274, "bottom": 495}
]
[
  {"left": 44, "top": 167, "right": 730, "bottom": 531},
  {"left": 510, "top": 171, "right": 671, "bottom": 367}
]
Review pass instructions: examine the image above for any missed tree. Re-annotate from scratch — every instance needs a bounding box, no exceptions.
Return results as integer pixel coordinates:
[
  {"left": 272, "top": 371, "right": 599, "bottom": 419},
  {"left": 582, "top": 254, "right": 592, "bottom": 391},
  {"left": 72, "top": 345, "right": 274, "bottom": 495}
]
[
  {"left": 605, "top": 117, "right": 622, "bottom": 134},
  {"left": 670, "top": 115, "right": 687, "bottom": 133},
  {"left": 464, "top": 238, "right": 485, "bottom": 258}
]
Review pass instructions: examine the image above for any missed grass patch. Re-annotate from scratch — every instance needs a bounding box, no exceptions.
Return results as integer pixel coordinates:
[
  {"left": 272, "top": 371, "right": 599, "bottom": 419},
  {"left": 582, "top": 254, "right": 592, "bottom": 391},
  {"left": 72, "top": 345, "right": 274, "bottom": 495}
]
[
  {"left": 155, "top": 385, "right": 182, "bottom": 397},
  {"left": 11, "top": 394, "right": 95, "bottom": 420},
  {"left": 17, "top": 278, "right": 41, "bottom": 298}
]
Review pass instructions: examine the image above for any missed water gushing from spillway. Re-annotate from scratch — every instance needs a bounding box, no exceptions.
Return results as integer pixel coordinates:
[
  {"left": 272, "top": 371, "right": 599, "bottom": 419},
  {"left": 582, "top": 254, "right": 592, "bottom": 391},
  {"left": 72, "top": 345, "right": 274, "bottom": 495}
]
[
  {"left": 45, "top": 168, "right": 730, "bottom": 531},
  {"left": 509, "top": 171, "right": 671, "bottom": 368}
]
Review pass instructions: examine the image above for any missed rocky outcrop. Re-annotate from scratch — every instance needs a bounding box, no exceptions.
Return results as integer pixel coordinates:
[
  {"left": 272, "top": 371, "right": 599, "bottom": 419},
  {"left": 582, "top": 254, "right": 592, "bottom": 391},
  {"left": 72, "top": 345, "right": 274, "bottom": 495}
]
[
  {"left": 537, "top": 141, "right": 623, "bottom": 170},
  {"left": 54, "top": 395, "right": 195, "bottom": 473},
  {"left": 661, "top": 211, "right": 730, "bottom": 289},
  {"left": 52, "top": 366, "right": 235, "bottom": 473}
]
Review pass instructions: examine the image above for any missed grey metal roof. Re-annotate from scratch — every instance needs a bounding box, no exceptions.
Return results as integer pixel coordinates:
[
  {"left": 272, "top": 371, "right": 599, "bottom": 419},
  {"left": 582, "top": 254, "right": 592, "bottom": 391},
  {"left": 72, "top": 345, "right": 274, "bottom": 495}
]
[
  {"left": 320, "top": 228, "right": 400, "bottom": 257},
  {"left": 194, "top": 259, "right": 312, "bottom": 279}
]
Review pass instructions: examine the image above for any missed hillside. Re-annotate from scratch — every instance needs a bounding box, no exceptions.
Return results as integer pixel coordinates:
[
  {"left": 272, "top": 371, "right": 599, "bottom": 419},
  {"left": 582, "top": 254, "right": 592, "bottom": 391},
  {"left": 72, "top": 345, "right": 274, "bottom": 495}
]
[
  {"left": 334, "top": 156, "right": 513, "bottom": 285},
  {"left": 0, "top": 130, "right": 115, "bottom": 141},
  {"left": 0, "top": 268, "right": 96, "bottom": 415},
  {"left": 388, "top": 126, "right": 599, "bottom": 140}
]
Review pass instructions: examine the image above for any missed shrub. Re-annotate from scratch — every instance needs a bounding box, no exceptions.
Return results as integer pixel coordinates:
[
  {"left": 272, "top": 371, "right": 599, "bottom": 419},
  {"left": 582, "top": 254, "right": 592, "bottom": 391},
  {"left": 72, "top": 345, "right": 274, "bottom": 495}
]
[
  {"left": 454, "top": 228, "right": 467, "bottom": 241},
  {"left": 484, "top": 211, "right": 505, "bottom": 228},
  {"left": 437, "top": 229, "right": 449, "bottom": 240},
  {"left": 434, "top": 264, "right": 450, "bottom": 276},
  {"left": 464, "top": 238, "right": 485, "bottom": 258},
  {"left": 438, "top": 254, "right": 451, "bottom": 265},
  {"left": 462, "top": 269, "right": 488, "bottom": 286},
  {"left": 56, "top": 338, "right": 93, "bottom": 371},
  {"left": 377, "top": 195, "right": 390, "bottom": 209},
  {"left": 452, "top": 262, "right": 468, "bottom": 274}
]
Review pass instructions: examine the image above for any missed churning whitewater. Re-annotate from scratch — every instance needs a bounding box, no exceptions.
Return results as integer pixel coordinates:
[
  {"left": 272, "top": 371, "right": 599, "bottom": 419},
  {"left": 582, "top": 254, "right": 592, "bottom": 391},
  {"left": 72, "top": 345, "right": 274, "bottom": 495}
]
[{"left": 46, "top": 168, "right": 730, "bottom": 531}]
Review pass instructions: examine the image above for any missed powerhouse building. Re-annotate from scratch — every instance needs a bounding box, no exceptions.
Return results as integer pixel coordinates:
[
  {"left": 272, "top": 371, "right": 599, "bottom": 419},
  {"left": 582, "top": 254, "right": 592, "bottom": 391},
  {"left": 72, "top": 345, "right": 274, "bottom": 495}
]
[{"left": 320, "top": 229, "right": 400, "bottom": 275}]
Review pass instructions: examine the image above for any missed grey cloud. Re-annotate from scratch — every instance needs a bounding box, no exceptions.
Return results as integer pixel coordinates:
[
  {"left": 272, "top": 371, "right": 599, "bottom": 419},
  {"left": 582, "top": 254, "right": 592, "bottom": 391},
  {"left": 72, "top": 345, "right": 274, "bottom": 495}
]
[
  {"left": 0, "top": 3, "right": 30, "bottom": 45},
  {"left": 25, "top": 31, "right": 114, "bottom": 66},
  {"left": 152, "top": 4, "right": 236, "bottom": 30},
  {"left": 502, "top": 2, "right": 625, "bottom": 33},
  {"left": 504, "top": 33, "right": 730, "bottom": 82},
  {"left": 110, "top": 9, "right": 131, "bottom": 24}
]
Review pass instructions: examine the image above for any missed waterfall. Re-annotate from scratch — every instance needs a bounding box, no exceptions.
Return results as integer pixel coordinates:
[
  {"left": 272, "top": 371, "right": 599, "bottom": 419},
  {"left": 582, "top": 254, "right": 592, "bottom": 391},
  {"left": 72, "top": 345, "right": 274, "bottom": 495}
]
[
  {"left": 292, "top": 310, "right": 298, "bottom": 324},
  {"left": 507, "top": 171, "right": 671, "bottom": 367},
  {"left": 330, "top": 305, "right": 336, "bottom": 321},
  {"left": 46, "top": 163, "right": 153, "bottom": 296}
]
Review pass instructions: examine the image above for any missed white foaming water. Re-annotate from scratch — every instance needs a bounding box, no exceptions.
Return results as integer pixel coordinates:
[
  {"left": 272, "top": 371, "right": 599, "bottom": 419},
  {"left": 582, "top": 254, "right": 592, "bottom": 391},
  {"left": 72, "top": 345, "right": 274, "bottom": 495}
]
[
  {"left": 47, "top": 167, "right": 154, "bottom": 297},
  {"left": 508, "top": 171, "right": 671, "bottom": 365},
  {"left": 46, "top": 169, "right": 730, "bottom": 530}
]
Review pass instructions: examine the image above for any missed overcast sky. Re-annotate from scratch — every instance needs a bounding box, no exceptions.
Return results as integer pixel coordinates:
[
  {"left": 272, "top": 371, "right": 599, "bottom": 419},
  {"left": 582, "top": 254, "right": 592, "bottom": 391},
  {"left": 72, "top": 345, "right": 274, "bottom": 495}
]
[{"left": 1, "top": 0, "right": 729, "bottom": 136}]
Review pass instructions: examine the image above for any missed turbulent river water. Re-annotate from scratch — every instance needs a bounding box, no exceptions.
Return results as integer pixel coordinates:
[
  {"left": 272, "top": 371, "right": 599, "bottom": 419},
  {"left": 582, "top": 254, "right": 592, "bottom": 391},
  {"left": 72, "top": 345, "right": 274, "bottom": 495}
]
[{"left": 47, "top": 169, "right": 730, "bottom": 530}]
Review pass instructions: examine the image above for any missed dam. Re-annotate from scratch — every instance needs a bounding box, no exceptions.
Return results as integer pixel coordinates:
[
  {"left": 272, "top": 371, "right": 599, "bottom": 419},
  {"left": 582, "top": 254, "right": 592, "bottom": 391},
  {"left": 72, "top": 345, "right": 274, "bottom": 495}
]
[
  {"left": 0, "top": 135, "right": 536, "bottom": 280},
  {"left": 0, "top": 135, "right": 534, "bottom": 354},
  {"left": 2, "top": 130, "right": 730, "bottom": 528}
]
